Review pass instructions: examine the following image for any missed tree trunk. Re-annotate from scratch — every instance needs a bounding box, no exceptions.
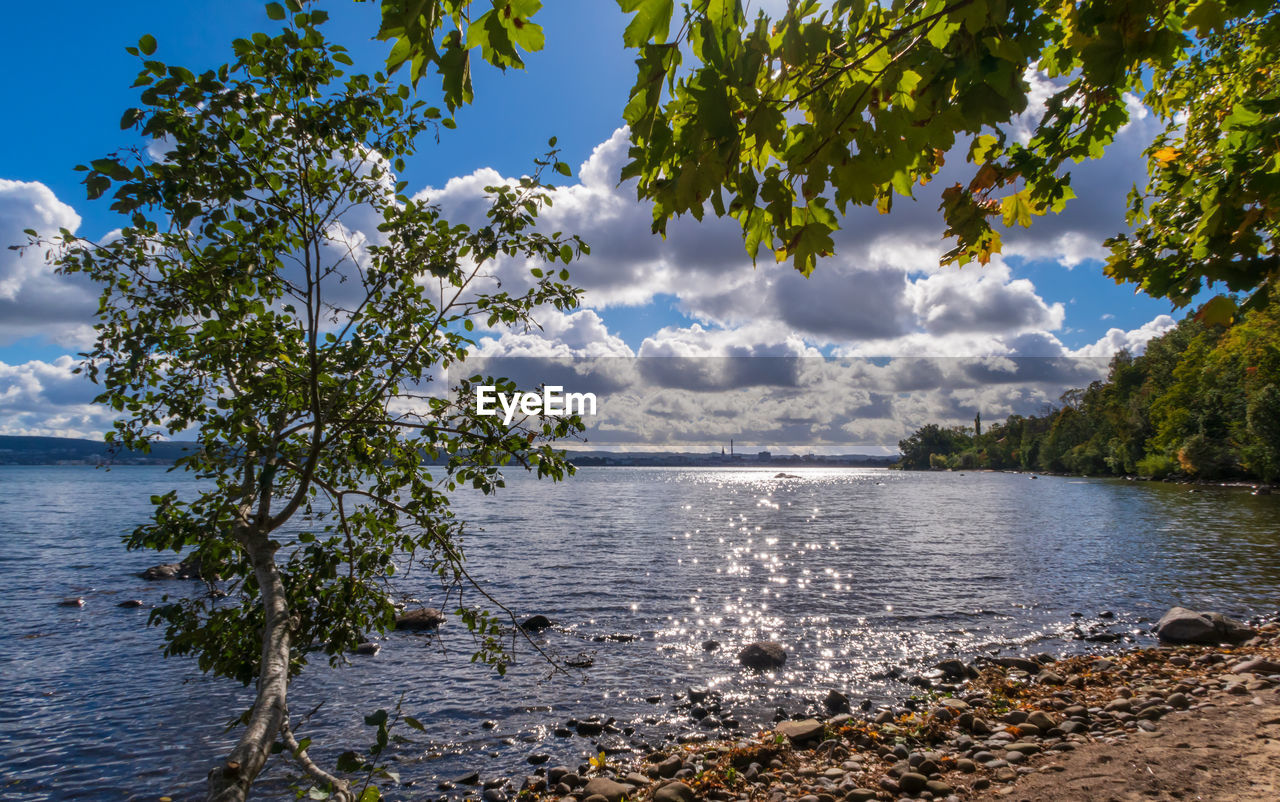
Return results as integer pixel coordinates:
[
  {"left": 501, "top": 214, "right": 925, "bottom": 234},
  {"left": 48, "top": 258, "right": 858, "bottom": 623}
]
[{"left": 206, "top": 529, "right": 292, "bottom": 802}]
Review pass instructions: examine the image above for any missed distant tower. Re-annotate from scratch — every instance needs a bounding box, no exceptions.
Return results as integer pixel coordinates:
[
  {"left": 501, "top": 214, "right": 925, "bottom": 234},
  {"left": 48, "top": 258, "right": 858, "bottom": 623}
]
[
  {"left": 974, "top": 411, "right": 982, "bottom": 437},
  {"left": 721, "top": 445, "right": 725, "bottom": 455},
  {"left": 730, "top": 439, "right": 734, "bottom": 455}
]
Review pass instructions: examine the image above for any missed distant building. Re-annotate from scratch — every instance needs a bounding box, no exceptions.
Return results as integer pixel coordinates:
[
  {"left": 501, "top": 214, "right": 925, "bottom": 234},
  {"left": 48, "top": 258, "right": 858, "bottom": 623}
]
[{"left": 757, "top": 451, "right": 772, "bottom": 461}]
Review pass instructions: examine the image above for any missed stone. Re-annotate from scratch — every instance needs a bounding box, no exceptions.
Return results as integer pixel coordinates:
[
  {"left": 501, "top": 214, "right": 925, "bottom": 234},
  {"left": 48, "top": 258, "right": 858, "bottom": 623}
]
[
  {"left": 824, "top": 689, "right": 851, "bottom": 713},
  {"left": 1232, "top": 657, "right": 1280, "bottom": 675},
  {"left": 702, "top": 640, "right": 721, "bottom": 652},
  {"left": 776, "top": 718, "right": 825, "bottom": 744},
  {"left": 395, "top": 607, "right": 445, "bottom": 631},
  {"left": 844, "top": 791, "right": 877, "bottom": 802},
  {"left": 482, "top": 790, "right": 507, "bottom": 802},
  {"left": 738, "top": 641, "right": 787, "bottom": 669},
  {"left": 582, "top": 777, "right": 632, "bottom": 802},
  {"left": 1027, "top": 710, "right": 1057, "bottom": 730},
  {"left": 897, "top": 772, "right": 928, "bottom": 793},
  {"left": 117, "top": 599, "right": 145, "bottom": 608},
  {"left": 1155, "top": 606, "right": 1253, "bottom": 644},
  {"left": 521, "top": 776, "right": 545, "bottom": 793},
  {"left": 57, "top": 597, "right": 84, "bottom": 607},
  {"left": 994, "top": 656, "right": 1042, "bottom": 673},
  {"left": 925, "top": 780, "right": 953, "bottom": 795},
  {"left": 527, "top": 753, "right": 550, "bottom": 765},
  {"left": 653, "top": 782, "right": 695, "bottom": 802},
  {"left": 657, "top": 756, "right": 683, "bottom": 778},
  {"left": 575, "top": 720, "right": 605, "bottom": 737},
  {"left": 140, "top": 556, "right": 210, "bottom": 581},
  {"left": 353, "top": 642, "right": 380, "bottom": 656},
  {"left": 520, "top": 615, "right": 553, "bottom": 631}
]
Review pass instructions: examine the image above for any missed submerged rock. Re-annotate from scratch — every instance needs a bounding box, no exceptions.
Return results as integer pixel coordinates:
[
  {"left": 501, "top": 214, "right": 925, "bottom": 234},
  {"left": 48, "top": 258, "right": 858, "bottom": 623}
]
[
  {"left": 117, "top": 599, "right": 145, "bottom": 608},
  {"left": 1155, "top": 606, "right": 1253, "bottom": 644},
  {"left": 395, "top": 607, "right": 445, "bottom": 631},
  {"left": 353, "top": 642, "right": 380, "bottom": 656},
  {"left": 738, "top": 641, "right": 787, "bottom": 670},
  {"left": 57, "top": 597, "right": 84, "bottom": 607}
]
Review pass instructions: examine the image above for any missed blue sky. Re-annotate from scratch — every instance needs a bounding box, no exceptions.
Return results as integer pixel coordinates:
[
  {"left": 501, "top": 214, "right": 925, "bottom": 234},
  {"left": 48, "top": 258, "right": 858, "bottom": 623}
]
[{"left": 0, "top": 1, "right": 1195, "bottom": 444}]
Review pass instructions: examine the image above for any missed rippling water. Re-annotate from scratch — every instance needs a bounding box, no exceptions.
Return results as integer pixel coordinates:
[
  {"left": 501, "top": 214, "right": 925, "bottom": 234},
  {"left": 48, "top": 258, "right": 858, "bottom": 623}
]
[{"left": 1, "top": 465, "right": 1278, "bottom": 800}]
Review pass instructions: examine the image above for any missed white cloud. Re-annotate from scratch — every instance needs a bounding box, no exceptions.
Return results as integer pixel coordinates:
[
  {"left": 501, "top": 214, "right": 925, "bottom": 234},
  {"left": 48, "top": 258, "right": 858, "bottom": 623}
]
[
  {"left": 0, "top": 180, "right": 97, "bottom": 346},
  {"left": 1072, "top": 315, "right": 1178, "bottom": 357},
  {"left": 0, "top": 357, "right": 116, "bottom": 438}
]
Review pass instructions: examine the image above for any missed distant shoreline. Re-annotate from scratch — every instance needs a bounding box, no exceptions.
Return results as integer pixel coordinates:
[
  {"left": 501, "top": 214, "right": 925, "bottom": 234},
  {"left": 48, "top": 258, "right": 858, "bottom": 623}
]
[{"left": 0, "top": 434, "right": 899, "bottom": 469}]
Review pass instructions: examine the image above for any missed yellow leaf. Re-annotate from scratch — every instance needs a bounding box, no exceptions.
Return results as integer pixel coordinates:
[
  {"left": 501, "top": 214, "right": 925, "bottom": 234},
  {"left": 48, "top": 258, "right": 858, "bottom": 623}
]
[{"left": 1153, "top": 147, "right": 1180, "bottom": 165}]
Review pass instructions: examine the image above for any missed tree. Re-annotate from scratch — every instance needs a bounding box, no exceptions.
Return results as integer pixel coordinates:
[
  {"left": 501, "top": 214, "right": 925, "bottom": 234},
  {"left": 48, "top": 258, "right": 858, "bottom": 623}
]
[
  {"left": 20, "top": 4, "right": 588, "bottom": 799},
  {"left": 369, "top": 0, "right": 1278, "bottom": 304}
]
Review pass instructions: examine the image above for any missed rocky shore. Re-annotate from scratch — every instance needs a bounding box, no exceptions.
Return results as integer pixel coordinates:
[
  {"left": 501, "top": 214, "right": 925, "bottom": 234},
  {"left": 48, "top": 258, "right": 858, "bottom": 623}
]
[{"left": 486, "top": 609, "right": 1280, "bottom": 802}]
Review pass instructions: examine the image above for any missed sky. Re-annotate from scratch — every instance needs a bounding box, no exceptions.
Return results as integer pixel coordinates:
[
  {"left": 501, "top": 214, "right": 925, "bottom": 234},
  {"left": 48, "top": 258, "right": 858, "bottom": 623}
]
[{"left": 0, "top": 1, "right": 1196, "bottom": 450}]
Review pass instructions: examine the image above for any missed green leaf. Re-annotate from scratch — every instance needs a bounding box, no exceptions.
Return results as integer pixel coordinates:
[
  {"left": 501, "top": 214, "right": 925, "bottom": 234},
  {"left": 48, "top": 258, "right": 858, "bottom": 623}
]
[
  {"left": 1001, "top": 190, "right": 1034, "bottom": 228},
  {"left": 265, "top": 3, "right": 286, "bottom": 21},
  {"left": 1194, "top": 294, "right": 1236, "bottom": 327},
  {"left": 403, "top": 715, "right": 426, "bottom": 731},
  {"left": 620, "top": 0, "right": 675, "bottom": 47},
  {"left": 138, "top": 34, "right": 157, "bottom": 56},
  {"left": 358, "top": 788, "right": 381, "bottom": 802},
  {"left": 554, "top": 161, "right": 572, "bottom": 177}
]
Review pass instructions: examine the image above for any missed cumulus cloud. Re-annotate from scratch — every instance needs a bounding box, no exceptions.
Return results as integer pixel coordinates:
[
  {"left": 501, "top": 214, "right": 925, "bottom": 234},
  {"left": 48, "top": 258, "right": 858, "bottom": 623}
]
[
  {"left": 0, "top": 357, "right": 117, "bottom": 438},
  {"left": 1072, "top": 314, "right": 1178, "bottom": 358},
  {"left": 0, "top": 180, "right": 98, "bottom": 346}
]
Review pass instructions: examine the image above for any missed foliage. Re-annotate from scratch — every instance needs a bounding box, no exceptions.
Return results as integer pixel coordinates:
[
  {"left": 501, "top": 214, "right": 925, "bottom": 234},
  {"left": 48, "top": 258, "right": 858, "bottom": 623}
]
[
  {"left": 20, "top": 3, "right": 587, "bottom": 799},
  {"left": 897, "top": 292, "right": 1280, "bottom": 480},
  {"left": 366, "top": 0, "right": 1278, "bottom": 303}
]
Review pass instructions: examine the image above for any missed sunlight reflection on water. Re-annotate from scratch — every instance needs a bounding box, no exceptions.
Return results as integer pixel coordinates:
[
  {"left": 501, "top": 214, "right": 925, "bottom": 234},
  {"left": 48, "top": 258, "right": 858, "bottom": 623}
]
[{"left": 0, "top": 466, "right": 1278, "bottom": 799}]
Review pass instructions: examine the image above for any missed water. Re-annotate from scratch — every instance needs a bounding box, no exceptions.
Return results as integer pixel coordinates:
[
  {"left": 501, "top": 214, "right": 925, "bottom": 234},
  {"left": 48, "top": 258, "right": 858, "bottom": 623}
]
[{"left": 1, "top": 465, "right": 1278, "bottom": 800}]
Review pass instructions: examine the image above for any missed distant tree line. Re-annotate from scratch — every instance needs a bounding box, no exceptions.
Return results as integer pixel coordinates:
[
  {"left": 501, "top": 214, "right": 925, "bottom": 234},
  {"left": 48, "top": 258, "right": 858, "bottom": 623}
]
[{"left": 898, "top": 297, "right": 1280, "bottom": 482}]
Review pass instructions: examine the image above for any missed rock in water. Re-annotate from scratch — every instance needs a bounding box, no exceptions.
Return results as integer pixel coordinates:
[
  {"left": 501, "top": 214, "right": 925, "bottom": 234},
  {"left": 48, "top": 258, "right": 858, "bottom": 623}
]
[
  {"left": 738, "top": 641, "right": 787, "bottom": 669},
  {"left": 117, "top": 599, "right": 145, "bottom": 608},
  {"left": 823, "top": 689, "right": 851, "bottom": 714},
  {"left": 1155, "top": 606, "right": 1253, "bottom": 644},
  {"left": 395, "top": 607, "right": 445, "bottom": 631},
  {"left": 139, "top": 556, "right": 212, "bottom": 581},
  {"left": 520, "top": 615, "right": 553, "bottom": 632},
  {"left": 57, "top": 597, "right": 84, "bottom": 607},
  {"left": 353, "top": 642, "right": 380, "bottom": 656}
]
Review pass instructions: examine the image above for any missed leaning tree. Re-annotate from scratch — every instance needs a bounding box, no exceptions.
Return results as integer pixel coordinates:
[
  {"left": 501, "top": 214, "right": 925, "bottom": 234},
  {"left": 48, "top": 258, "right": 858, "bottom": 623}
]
[{"left": 25, "top": 3, "right": 587, "bottom": 799}]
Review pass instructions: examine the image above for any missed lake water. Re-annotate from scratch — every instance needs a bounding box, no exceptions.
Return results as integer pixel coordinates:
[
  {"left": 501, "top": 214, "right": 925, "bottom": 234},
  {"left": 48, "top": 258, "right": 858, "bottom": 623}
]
[{"left": 1, "top": 465, "right": 1278, "bottom": 800}]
